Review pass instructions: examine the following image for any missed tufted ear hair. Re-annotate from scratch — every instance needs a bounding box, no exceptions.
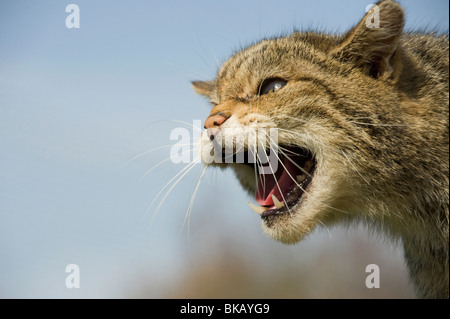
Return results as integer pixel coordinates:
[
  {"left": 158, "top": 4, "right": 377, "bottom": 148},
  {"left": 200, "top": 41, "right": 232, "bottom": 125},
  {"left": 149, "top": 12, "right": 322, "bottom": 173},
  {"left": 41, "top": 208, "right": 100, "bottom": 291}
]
[
  {"left": 192, "top": 80, "right": 216, "bottom": 98},
  {"left": 332, "top": 0, "right": 405, "bottom": 80}
]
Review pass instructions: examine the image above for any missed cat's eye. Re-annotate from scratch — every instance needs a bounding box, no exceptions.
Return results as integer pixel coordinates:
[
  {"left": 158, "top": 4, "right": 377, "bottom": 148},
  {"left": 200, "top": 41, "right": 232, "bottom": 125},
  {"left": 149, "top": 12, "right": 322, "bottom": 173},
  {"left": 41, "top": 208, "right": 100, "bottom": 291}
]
[{"left": 258, "top": 78, "right": 287, "bottom": 96}]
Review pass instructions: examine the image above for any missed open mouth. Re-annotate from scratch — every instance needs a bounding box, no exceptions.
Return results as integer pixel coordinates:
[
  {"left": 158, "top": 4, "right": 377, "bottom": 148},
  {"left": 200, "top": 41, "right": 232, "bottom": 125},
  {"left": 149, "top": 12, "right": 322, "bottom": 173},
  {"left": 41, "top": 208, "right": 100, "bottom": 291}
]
[{"left": 226, "top": 146, "right": 315, "bottom": 218}]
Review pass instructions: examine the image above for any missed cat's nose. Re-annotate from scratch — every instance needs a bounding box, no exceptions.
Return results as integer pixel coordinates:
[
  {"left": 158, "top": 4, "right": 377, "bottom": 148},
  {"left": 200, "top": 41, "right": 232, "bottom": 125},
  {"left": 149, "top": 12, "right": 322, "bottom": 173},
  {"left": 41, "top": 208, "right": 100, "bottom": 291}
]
[
  {"left": 204, "top": 113, "right": 228, "bottom": 129},
  {"left": 204, "top": 113, "right": 228, "bottom": 141}
]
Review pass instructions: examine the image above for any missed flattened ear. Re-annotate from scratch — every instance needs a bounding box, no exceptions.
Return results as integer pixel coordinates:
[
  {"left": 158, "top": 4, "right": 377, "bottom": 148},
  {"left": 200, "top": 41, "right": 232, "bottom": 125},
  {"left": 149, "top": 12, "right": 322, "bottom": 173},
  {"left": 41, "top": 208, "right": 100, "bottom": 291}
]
[
  {"left": 332, "top": 0, "right": 405, "bottom": 79},
  {"left": 192, "top": 80, "right": 215, "bottom": 98}
]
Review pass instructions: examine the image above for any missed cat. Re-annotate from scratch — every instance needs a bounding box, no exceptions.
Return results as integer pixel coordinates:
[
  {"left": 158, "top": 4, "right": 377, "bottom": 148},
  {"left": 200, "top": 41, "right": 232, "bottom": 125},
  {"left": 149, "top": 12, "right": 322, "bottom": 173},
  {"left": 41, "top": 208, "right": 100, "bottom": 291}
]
[{"left": 192, "top": 0, "right": 449, "bottom": 298}]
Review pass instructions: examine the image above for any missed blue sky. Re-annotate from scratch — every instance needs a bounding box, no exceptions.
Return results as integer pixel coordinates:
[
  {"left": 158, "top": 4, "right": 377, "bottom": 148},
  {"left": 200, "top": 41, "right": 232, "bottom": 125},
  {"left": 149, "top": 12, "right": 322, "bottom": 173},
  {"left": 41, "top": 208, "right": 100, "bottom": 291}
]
[{"left": 0, "top": 0, "right": 448, "bottom": 298}]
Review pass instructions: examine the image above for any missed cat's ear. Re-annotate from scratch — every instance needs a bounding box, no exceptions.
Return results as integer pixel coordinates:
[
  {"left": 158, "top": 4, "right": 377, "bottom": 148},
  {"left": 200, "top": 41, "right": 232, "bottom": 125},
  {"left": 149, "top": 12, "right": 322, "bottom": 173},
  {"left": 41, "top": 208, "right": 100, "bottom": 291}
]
[
  {"left": 192, "top": 80, "right": 215, "bottom": 98},
  {"left": 332, "top": 0, "right": 405, "bottom": 79}
]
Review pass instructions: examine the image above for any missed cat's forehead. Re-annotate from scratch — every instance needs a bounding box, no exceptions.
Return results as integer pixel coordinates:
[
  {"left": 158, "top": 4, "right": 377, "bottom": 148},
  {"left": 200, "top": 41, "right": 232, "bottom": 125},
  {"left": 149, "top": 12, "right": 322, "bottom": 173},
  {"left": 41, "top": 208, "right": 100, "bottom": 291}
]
[
  {"left": 214, "top": 33, "right": 337, "bottom": 99},
  {"left": 217, "top": 38, "right": 292, "bottom": 81}
]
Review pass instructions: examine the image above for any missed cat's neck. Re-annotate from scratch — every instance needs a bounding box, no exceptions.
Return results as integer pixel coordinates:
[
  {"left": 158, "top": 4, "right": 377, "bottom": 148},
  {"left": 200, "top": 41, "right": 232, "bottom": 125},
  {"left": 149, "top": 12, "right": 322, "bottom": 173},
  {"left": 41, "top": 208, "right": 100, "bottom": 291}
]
[{"left": 401, "top": 213, "right": 449, "bottom": 298}]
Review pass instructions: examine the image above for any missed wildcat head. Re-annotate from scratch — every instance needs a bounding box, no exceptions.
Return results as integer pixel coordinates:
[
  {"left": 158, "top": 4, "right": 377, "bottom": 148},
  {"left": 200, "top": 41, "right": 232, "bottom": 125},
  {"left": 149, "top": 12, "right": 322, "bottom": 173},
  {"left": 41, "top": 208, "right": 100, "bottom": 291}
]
[{"left": 192, "top": 1, "right": 442, "bottom": 244}]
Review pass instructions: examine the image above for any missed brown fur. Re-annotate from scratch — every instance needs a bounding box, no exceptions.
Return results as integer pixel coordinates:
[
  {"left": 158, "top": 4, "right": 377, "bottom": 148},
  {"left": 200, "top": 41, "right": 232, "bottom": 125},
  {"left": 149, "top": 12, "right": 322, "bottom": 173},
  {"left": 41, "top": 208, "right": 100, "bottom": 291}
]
[{"left": 193, "top": 0, "right": 449, "bottom": 298}]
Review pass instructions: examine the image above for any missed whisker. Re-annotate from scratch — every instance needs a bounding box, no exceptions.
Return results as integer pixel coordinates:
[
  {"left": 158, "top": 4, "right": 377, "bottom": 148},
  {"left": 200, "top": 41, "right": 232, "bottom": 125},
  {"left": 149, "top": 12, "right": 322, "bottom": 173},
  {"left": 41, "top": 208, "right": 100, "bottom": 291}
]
[
  {"left": 138, "top": 147, "right": 197, "bottom": 183},
  {"left": 193, "top": 40, "right": 216, "bottom": 75},
  {"left": 253, "top": 150, "right": 260, "bottom": 199},
  {"left": 151, "top": 161, "right": 201, "bottom": 225},
  {"left": 276, "top": 145, "right": 302, "bottom": 156},
  {"left": 118, "top": 143, "right": 196, "bottom": 170},
  {"left": 277, "top": 128, "right": 329, "bottom": 151},
  {"left": 182, "top": 164, "right": 209, "bottom": 241},
  {"left": 262, "top": 130, "right": 352, "bottom": 216},
  {"left": 145, "top": 160, "right": 200, "bottom": 224},
  {"left": 207, "top": 45, "right": 222, "bottom": 69},
  {"left": 139, "top": 119, "right": 203, "bottom": 135},
  {"left": 258, "top": 141, "right": 290, "bottom": 211},
  {"left": 350, "top": 116, "right": 377, "bottom": 120},
  {"left": 167, "top": 119, "right": 204, "bottom": 131},
  {"left": 318, "top": 220, "right": 333, "bottom": 240},
  {"left": 253, "top": 148, "right": 267, "bottom": 201},
  {"left": 340, "top": 150, "right": 370, "bottom": 185},
  {"left": 349, "top": 121, "right": 409, "bottom": 127},
  {"left": 282, "top": 154, "right": 313, "bottom": 177},
  {"left": 349, "top": 116, "right": 411, "bottom": 127},
  {"left": 271, "top": 114, "right": 309, "bottom": 124}
]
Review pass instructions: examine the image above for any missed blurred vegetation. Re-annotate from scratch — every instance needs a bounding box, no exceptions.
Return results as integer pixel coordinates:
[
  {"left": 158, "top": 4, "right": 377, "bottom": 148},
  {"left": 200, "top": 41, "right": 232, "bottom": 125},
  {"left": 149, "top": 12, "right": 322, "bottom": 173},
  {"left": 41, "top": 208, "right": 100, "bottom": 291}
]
[{"left": 128, "top": 218, "right": 415, "bottom": 299}]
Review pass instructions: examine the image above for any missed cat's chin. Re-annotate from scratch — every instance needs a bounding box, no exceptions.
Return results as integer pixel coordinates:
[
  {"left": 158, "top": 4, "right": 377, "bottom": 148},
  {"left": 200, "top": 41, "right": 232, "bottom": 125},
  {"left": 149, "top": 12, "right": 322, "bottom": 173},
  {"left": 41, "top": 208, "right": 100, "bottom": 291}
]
[
  {"left": 260, "top": 215, "right": 319, "bottom": 245},
  {"left": 255, "top": 165, "right": 345, "bottom": 244},
  {"left": 258, "top": 179, "right": 322, "bottom": 245}
]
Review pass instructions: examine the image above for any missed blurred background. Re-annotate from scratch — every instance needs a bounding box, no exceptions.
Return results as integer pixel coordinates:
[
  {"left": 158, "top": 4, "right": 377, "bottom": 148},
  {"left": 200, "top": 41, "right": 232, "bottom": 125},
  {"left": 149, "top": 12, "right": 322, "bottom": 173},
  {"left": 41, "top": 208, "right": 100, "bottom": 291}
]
[{"left": 0, "top": 0, "right": 448, "bottom": 298}]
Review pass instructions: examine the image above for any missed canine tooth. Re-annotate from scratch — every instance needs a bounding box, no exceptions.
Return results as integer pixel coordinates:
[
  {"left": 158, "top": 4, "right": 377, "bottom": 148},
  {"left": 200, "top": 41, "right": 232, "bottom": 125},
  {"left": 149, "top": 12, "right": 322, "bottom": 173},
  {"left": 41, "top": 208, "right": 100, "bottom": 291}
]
[
  {"left": 304, "top": 160, "right": 314, "bottom": 172},
  {"left": 271, "top": 194, "right": 284, "bottom": 209},
  {"left": 248, "top": 202, "right": 268, "bottom": 215},
  {"left": 296, "top": 174, "right": 306, "bottom": 183}
]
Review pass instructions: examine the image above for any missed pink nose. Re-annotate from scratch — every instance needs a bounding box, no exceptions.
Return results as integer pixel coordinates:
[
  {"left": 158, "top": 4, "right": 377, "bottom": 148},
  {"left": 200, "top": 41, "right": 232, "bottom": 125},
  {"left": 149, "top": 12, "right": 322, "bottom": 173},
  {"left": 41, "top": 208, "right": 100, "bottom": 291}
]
[
  {"left": 204, "top": 113, "right": 228, "bottom": 141},
  {"left": 204, "top": 113, "right": 228, "bottom": 129}
]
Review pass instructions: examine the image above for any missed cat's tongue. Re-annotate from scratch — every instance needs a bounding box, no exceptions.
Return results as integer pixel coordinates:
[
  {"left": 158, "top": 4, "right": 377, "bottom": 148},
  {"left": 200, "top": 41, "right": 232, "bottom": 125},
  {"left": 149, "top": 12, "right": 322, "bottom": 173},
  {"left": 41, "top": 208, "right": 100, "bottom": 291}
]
[{"left": 256, "top": 158, "right": 298, "bottom": 207}]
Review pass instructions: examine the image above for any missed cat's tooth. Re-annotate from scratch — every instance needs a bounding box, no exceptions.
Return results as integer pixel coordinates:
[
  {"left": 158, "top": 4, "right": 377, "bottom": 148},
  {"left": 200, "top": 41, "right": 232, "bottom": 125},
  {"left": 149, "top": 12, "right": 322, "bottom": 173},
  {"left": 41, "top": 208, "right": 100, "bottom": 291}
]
[
  {"left": 271, "top": 194, "right": 284, "bottom": 209},
  {"left": 296, "top": 174, "right": 306, "bottom": 183},
  {"left": 304, "top": 160, "right": 314, "bottom": 172},
  {"left": 248, "top": 202, "right": 267, "bottom": 215}
]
